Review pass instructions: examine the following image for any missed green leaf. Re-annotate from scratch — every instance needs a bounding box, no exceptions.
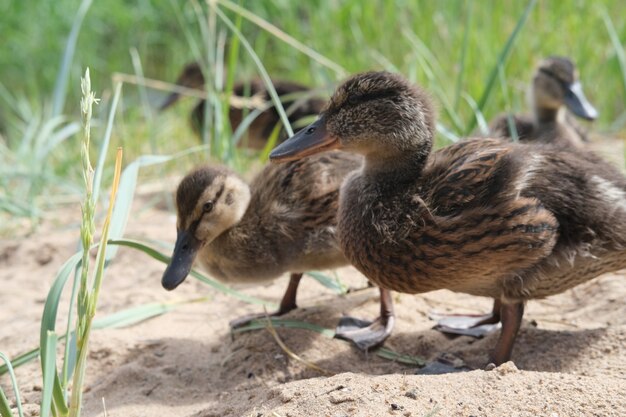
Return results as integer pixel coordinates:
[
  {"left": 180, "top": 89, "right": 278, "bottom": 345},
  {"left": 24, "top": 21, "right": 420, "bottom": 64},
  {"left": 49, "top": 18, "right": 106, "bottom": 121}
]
[
  {"left": 105, "top": 155, "right": 172, "bottom": 260},
  {"left": 601, "top": 9, "right": 626, "bottom": 110},
  {"left": 461, "top": 93, "right": 489, "bottom": 136},
  {"left": 216, "top": 0, "right": 346, "bottom": 77},
  {"left": 39, "top": 252, "right": 83, "bottom": 417},
  {"left": 231, "top": 318, "right": 336, "bottom": 338},
  {"left": 305, "top": 271, "right": 347, "bottom": 295},
  {"left": 212, "top": 3, "right": 295, "bottom": 138},
  {"left": 232, "top": 317, "right": 425, "bottom": 366},
  {"left": 0, "top": 351, "right": 24, "bottom": 417},
  {"left": 464, "top": 0, "right": 537, "bottom": 135},
  {"left": 108, "top": 239, "right": 275, "bottom": 307},
  {"left": 0, "top": 387, "right": 14, "bottom": 417},
  {"left": 51, "top": 0, "right": 94, "bottom": 117},
  {"left": 92, "top": 82, "right": 123, "bottom": 204},
  {"left": 1, "top": 298, "right": 201, "bottom": 376},
  {"left": 92, "top": 299, "right": 206, "bottom": 329},
  {"left": 40, "top": 332, "right": 58, "bottom": 417}
]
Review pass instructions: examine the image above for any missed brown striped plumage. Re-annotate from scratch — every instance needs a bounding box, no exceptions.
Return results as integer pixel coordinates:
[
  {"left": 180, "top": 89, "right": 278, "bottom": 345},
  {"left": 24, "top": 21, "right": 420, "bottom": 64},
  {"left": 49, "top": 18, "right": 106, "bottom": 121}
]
[
  {"left": 489, "top": 56, "right": 597, "bottom": 147},
  {"left": 270, "top": 71, "right": 626, "bottom": 365}
]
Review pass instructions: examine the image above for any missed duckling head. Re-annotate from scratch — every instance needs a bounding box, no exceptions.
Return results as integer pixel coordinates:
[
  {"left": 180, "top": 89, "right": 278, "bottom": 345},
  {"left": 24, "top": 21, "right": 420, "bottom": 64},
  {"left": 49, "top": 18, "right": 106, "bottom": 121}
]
[
  {"left": 162, "top": 166, "right": 251, "bottom": 290},
  {"left": 533, "top": 56, "right": 598, "bottom": 121},
  {"left": 159, "top": 62, "right": 206, "bottom": 110},
  {"left": 270, "top": 71, "right": 435, "bottom": 169}
]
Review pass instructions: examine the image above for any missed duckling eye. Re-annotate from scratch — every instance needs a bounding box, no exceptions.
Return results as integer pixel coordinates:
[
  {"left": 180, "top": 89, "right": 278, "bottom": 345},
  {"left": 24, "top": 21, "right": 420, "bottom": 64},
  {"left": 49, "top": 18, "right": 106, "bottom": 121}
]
[
  {"left": 347, "top": 95, "right": 360, "bottom": 105},
  {"left": 203, "top": 201, "right": 214, "bottom": 213}
]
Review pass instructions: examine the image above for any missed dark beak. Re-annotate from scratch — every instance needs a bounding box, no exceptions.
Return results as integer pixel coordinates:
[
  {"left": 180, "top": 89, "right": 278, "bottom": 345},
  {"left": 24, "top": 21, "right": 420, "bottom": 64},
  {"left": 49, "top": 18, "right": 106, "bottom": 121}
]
[
  {"left": 269, "top": 116, "right": 339, "bottom": 163},
  {"left": 161, "top": 229, "right": 201, "bottom": 290},
  {"left": 159, "top": 91, "right": 182, "bottom": 111},
  {"left": 564, "top": 81, "right": 598, "bottom": 121}
]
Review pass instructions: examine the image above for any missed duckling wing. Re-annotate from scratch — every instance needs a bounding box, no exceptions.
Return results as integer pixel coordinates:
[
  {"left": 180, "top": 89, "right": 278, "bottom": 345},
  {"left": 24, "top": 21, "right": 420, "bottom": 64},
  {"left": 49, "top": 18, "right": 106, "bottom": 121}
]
[
  {"left": 249, "top": 151, "right": 362, "bottom": 231},
  {"left": 425, "top": 138, "right": 516, "bottom": 215}
]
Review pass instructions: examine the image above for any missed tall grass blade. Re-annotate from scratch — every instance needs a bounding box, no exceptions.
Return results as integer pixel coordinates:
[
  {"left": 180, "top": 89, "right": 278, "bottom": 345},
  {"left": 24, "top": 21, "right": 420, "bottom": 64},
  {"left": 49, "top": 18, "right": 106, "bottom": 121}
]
[
  {"left": 464, "top": 0, "right": 537, "bottom": 135},
  {"left": 435, "top": 123, "right": 460, "bottom": 143},
  {"left": 106, "top": 154, "right": 172, "bottom": 260},
  {"left": 258, "top": 124, "right": 283, "bottom": 162},
  {"left": 0, "top": 387, "right": 15, "bottom": 417},
  {"left": 168, "top": 0, "right": 203, "bottom": 64},
  {"left": 454, "top": 0, "right": 474, "bottom": 111},
  {"left": 40, "top": 332, "right": 57, "bottom": 417},
  {"left": 0, "top": 352, "right": 24, "bottom": 417},
  {"left": 403, "top": 29, "right": 464, "bottom": 133},
  {"left": 600, "top": 9, "right": 626, "bottom": 105},
  {"left": 129, "top": 48, "right": 153, "bottom": 126},
  {"left": 212, "top": 4, "right": 294, "bottom": 138},
  {"left": 461, "top": 93, "right": 489, "bottom": 136},
  {"left": 93, "top": 298, "right": 208, "bottom": 329},
  {"left": 51, "top": 0, "right": 94, "bottom": 117},
  {"left": 221, "top": 13, "right": 242, "bottom": 162},
  {"left": 498, "top": 65, "right": 518, "bottom": 141},
  {"left": 92, "top": 82, "right": 122, "bottom": 213},
  {"left": 216, "top": 0, "right": 346, "bottom": 77},
  {"left": 0, "top": 349, "right": 39, "bottom": 376},
  {"left": 39, "top": 251, "right": 81, "bottom": 417}
]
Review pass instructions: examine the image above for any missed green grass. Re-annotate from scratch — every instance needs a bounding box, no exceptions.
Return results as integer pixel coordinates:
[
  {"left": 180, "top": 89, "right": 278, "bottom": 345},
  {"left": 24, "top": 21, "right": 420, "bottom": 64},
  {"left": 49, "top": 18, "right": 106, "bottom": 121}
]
[
  {"left": 1, "top": 2, "right": 625, "bottom": 415},
  {"left": 1, "top": 1, "right": 624, "bottom": 232}
]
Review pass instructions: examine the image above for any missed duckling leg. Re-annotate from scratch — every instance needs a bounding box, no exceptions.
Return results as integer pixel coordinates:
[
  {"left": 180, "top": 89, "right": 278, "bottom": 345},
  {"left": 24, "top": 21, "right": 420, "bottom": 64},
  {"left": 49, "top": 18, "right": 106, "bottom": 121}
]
[
  {"left": 229, "top": 273, "right": 302, "bottom": 329},
  {"left": 490, "top": 302, "right": 524, "bottom": 365},
  {"left": 433, "top": 299, "right": 502, "bottom": 338},
  {"left": 334, "top": 288, "right": 395, "bottom": 351}
]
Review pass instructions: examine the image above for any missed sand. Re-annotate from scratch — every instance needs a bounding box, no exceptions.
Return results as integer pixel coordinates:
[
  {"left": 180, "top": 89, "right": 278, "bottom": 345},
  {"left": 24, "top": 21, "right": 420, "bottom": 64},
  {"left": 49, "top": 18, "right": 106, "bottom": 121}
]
[{"left": 1, "top": 183, "right": 625, "bottom": 417}]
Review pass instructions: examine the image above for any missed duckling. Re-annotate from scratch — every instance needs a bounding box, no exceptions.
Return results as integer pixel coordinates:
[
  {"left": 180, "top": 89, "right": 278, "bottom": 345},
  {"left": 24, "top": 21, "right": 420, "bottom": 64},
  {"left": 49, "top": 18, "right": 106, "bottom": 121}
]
[
  {"left": 161, "top": 152, "right": 396, "bottom": 336},
  {"left": 489, "top": 56, "right": 598, "bottom": 147},
  {"left": 270, "top": 71, "right": 626, "bottom": 365},
  {"left": 159, "top": 62, "right": 326, "bottom": 149}
]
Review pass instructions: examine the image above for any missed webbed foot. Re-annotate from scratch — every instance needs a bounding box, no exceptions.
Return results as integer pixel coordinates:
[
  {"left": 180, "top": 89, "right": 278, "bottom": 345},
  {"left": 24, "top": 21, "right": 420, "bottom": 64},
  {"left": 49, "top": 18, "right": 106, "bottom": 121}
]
[
  {"left": 432, "top": 299, "right": 501, "bottom": 338},
  {"left": 334, "top": 288, "right": 395, "bottom": 350}
]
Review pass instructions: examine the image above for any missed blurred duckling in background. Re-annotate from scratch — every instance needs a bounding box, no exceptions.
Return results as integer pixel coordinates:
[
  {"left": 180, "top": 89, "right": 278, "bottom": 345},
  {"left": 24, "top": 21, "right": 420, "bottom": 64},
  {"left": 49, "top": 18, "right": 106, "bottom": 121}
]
[
  {"left": 161, "top": 151, "right": 396, "bottom": 343},
  {"left": 270, "top": 71, "right": 626, "bottom": 366},
  {"left": 159, "top": 62, "right": 325, "bottom": 149},
  {"left": 490, "top": 56, "right": 598, "bottom": 147}
]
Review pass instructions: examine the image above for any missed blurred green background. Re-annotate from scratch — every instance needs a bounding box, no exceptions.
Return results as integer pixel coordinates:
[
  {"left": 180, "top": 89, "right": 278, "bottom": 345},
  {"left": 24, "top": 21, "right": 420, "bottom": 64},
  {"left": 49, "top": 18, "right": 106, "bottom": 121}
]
[{"left": 1, "top": 0, "right": 625, "bottom": 231}]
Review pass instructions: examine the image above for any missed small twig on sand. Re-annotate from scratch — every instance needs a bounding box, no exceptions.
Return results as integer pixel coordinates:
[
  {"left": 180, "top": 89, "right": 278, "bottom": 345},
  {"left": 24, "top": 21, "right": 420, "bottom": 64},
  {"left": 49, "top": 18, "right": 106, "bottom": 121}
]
[{"left": 262, "top": 309, "right": 333, "bottom": 376}]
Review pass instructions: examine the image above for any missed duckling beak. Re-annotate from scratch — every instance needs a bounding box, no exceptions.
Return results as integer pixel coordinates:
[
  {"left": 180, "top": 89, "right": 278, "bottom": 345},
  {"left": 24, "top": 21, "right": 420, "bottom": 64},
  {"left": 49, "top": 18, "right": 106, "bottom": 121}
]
[
  {"left": 162, "top": 229, "right": 201, "bottom": 290},
  {"left": 158, "top": 92, "right": 181, "bottom": 111},
  {"left": 564, "top": 81, "right": 598, "bottom": 121},
  {"left": 269, "top": 117, "right": 339, "bottom": 162}
]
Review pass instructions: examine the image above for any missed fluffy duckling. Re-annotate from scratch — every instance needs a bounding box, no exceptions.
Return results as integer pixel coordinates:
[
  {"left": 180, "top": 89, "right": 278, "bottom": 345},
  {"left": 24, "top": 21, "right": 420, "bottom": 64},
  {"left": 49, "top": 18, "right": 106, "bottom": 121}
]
[
  {"left": 161, "top": 152, "right": 394, "bottom": 332},
  {"left": 160, "top": 62, "right": 325, "bottom": 149},
  {"left": 270, "top": 71, "right": 626, "bottom": 365},
  {"left": 490, "top": 56, "right": 598, "bottom": 147}
]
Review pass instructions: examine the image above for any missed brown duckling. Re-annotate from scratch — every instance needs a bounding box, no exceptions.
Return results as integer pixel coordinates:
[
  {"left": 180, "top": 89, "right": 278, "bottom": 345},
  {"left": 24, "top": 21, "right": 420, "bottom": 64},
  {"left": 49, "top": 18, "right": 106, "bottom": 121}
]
[
  {"left": 489, "top": 56, "right": 598, "bottom": 147},
  {"left": 161, "top": 152, "right": 394, "bottom": 333},
  {"left": 270, "top": 71, "right": 626, "bottom": 365},
  {"left": 160, "top": 62, "right": 325, "bottom": 149}
]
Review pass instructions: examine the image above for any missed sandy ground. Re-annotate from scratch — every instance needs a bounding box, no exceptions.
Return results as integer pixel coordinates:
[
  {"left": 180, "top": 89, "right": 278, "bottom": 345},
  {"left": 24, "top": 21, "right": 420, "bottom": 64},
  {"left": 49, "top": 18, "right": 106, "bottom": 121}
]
[{"left": 1, "top": 139, "right": 625, "bottom": 417}]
